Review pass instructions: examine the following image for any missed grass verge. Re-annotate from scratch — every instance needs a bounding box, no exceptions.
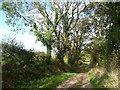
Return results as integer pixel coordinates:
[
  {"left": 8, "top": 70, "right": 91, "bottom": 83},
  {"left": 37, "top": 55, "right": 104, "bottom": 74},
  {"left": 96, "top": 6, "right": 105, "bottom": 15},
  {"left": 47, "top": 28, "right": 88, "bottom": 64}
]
[
  {"left": 16, "top": 73, "right": 75, "bottom": 88},
  {"left": 88, "top": 68, "right": 118, "bottom": 89}
]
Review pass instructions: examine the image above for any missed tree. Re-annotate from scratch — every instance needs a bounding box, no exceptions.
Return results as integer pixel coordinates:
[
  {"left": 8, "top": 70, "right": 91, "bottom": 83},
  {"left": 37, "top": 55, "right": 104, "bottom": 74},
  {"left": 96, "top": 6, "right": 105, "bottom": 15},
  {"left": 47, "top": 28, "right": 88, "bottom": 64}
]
[
  {"left": 2, "top": 37, "right": 35, "bottom": 88},
  {"left": 103, "top": 2, "right": 120, "bottom": 70},
  {"left": 86, "top": 2, "right": 120, "bottom": 70},
  {"left": 2, "top": 1, "right": 69, "bottom": 64},
  {"left": 1, "top": 1, "right": 91, "bottom": 65},
  {"left": 53, "top": 2, "right": 88, "bottom": 65},
  {"left": 53, "top": 2, "right": 101, "bottom": 65},
  {"left": 3, "top": 1, "right": 118, "bottom": 68}
]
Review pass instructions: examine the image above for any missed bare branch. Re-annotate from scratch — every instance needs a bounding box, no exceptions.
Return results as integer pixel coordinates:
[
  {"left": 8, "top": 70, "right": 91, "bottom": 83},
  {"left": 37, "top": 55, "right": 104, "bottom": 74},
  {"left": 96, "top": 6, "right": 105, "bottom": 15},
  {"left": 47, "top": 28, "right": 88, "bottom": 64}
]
[{"left": 70, "top": 2, "right": 87, "bottom": 30}]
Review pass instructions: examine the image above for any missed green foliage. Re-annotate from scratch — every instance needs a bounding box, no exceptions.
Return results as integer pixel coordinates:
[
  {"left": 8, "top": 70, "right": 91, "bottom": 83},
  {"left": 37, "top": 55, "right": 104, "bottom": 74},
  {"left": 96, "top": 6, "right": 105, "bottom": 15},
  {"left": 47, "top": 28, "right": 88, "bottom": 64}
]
[
  {"left": 90, "top": 38, "right": 106, "bottom": 67},
  {"left": 88, "top": 69, "right": 118, "bottom": 89},
  {"left": 2, "top": 38, "right": 35, "bottom": 66},
  {"left": 99, "top": 2, "right": 120, "bottom": 70},
  {"left": 88, "top": 70, "right": 107, "bottom": 88},
  {"left": 2, "top": 38, "right": 71, "bottom": 88},
  {"left": 1, "top": 2, "right": 120, "bottom": 88},
  {"left": 16, "top": 73, "right": 75, "bottom": 88},
  {"left": 105, "top": 2, "right": 120, "bottom": 56},
  {"left": 2, "top": 38, "right": 37, "bottom": 88}
]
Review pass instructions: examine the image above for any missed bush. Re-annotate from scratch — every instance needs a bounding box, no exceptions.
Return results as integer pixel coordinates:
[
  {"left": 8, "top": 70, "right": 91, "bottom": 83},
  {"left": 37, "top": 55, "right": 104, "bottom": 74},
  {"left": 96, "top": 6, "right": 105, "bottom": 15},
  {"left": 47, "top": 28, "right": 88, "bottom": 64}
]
[{"left": 2, "top": 38, "right": 36, "bottom": 88}]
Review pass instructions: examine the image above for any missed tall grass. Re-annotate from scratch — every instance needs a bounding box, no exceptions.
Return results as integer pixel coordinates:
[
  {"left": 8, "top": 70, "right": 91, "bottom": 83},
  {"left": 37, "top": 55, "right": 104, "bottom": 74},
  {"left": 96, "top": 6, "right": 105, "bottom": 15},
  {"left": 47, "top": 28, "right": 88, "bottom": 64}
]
[{"left": 88, "top": 66, "right": 118, "bottom": 88}]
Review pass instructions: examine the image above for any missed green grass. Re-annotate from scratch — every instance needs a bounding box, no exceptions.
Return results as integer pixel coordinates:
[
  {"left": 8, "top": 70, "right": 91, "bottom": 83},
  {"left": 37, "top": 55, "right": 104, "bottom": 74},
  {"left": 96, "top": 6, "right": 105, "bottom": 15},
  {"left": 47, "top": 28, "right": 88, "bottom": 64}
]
[
  {"left": 17, "top": 73, "right": 75, "bottom": 88},
  {"left": 88, "top": 69, "right": 118, "bottom": 89},
  {"left": 88, "top": 70, "right": 105, "bottom": 88}
]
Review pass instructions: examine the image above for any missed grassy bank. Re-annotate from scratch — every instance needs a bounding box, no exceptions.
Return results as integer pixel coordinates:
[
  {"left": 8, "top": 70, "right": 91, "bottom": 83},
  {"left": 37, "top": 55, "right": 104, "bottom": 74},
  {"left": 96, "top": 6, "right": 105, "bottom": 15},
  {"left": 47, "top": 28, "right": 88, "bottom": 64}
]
[{"left": 16, "top": 73, "right": 75, "bottom": 88}]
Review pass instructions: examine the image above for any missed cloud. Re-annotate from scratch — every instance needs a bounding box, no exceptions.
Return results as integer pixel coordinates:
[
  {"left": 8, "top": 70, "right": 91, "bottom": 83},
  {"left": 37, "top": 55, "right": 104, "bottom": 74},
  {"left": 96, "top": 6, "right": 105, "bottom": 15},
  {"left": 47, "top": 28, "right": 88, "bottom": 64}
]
[
  {"left": 0, "top": 27, "right": 46, "bottom": 52},
  {"left": 21, "top": 33, "right": 46, "bottom": 52}
]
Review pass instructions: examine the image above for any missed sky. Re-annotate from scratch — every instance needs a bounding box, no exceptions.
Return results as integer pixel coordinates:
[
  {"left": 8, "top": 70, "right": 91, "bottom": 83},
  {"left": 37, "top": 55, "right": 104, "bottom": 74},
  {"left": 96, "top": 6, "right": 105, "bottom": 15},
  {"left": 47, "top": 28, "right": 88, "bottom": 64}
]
[
  {"left": 0, "top": 1, "right": 85, "bottom": 53},
  {"left": 0, "top": 1, "right": 90, "bottom": 53},
  {"left": 0, "top": 7, "right": 47, "bottom": 52}
]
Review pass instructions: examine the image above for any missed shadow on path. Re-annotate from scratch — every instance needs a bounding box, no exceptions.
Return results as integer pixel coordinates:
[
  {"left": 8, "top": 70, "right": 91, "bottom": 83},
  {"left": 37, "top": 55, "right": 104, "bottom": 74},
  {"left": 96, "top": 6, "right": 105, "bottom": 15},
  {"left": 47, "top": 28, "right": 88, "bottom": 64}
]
[{"left": 57, "top": 73, "right": 92, "bottom": 89}]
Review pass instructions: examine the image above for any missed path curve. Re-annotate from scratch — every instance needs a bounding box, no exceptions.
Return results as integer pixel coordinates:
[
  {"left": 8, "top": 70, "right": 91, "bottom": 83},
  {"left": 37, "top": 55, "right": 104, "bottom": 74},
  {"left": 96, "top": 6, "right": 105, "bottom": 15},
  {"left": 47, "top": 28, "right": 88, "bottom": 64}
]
[{"left": 57, "top": 73, "right": 92, "bottom": 89}]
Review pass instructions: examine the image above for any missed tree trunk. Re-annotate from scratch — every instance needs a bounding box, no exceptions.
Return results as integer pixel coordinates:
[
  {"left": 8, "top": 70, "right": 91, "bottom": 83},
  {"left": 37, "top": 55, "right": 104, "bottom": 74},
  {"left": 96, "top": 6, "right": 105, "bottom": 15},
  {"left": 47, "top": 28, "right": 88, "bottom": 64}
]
[
  {"left": 57, "top": 50, "right": 65, "bottom": 64},
  {"left": 46, "top": 45, "right": 51, "bottom": 64}
]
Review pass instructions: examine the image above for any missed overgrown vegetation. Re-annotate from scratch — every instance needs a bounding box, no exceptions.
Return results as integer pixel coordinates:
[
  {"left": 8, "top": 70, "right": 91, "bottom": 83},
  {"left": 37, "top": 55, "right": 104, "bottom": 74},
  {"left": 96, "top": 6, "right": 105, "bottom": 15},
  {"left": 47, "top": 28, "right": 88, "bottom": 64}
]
[
  {"left": 88, "top": 67, "right": 118, "bottom": 88},
  {"left": 16, "top": 73, "right": 75, "bottom": 88},
  {"left": 1, "top": 1, "right": 119, "bottom": 89}
]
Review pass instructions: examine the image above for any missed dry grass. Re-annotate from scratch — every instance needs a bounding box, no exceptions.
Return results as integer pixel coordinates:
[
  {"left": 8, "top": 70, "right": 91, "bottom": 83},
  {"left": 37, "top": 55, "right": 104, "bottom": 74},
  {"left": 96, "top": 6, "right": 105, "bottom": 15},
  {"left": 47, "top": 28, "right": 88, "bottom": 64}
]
[
  {"left": 88, "top": 66, "right": 119, "bottom": 88},
  {"left": 103, "top": 70, "right": 118, "bottom": 88},
  {"left": 89, "top": 66, "right": 106, "bottom": 78}
]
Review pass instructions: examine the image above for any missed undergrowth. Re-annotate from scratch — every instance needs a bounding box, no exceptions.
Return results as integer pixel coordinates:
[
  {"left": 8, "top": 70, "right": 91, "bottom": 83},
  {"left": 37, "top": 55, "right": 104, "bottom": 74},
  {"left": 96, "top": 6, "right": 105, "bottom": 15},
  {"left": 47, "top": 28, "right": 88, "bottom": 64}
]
[
  {"left": 88, "top": 67, "right": 118, "bottom": 89},
  {"left": 16, "top": 73, "right": 75, "bottom": 88}
]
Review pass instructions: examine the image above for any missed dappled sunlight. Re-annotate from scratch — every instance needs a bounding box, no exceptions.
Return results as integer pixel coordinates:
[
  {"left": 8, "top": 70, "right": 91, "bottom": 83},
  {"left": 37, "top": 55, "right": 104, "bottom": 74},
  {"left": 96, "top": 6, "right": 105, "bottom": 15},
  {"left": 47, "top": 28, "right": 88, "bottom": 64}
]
[
  {"left": 57, "top": 73, "right": 92, "bottom": 88},
  {"left": 16, "top": 73, "right": 75, "bottom": 88},
  {"left": 88, "top": 67, "right": 119, "bottom": 88},
  {"left": 103, "top": 70, "right": 118, "bottom": 88},
  {"left": 89, "top": 67, "right": 106, "bottom": 78},
  {"left": 1, "top": 1, "right": 119, "bottom": 89}
]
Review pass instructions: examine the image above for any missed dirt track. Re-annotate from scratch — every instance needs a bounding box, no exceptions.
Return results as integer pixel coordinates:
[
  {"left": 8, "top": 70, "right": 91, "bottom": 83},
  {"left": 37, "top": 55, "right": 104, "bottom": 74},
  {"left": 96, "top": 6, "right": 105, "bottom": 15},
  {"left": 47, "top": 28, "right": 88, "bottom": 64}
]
[{"left": 57, "top": 73, "right": 92, "bottom": 89}]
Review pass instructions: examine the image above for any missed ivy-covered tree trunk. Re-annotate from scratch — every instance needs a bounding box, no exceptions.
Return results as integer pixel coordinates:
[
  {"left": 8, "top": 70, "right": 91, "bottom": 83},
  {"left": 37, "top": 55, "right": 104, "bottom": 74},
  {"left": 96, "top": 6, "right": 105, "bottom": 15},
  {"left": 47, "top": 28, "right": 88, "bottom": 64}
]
[
  {"left": 56, "top": 50, "right": 65, "bottom": 64},
  {"left": 46, "top": 45, "right": 52, "bottom": 64}
]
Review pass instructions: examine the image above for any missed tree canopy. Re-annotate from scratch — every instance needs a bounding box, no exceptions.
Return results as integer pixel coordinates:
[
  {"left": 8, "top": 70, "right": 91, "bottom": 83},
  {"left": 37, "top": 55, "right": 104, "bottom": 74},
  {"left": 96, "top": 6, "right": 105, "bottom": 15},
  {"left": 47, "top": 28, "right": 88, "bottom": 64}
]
[{"left": 1, "top": 1, "right": 120, "bottom": 88}]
